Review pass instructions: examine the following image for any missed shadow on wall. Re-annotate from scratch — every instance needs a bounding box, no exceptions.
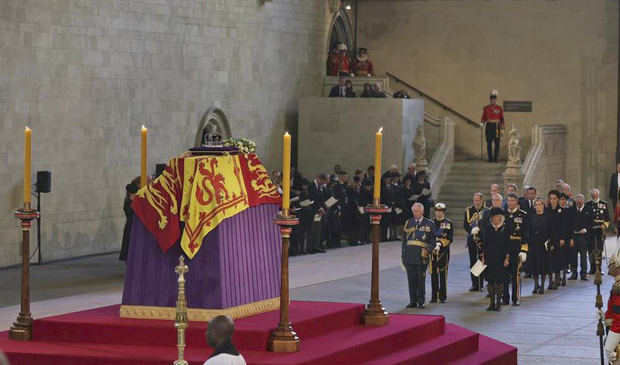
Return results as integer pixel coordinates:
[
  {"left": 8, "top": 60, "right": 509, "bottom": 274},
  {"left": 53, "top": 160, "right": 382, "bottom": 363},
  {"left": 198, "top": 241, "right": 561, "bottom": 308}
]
[{"left": 44, "top": 199, "right": 121, "bottom": 262}]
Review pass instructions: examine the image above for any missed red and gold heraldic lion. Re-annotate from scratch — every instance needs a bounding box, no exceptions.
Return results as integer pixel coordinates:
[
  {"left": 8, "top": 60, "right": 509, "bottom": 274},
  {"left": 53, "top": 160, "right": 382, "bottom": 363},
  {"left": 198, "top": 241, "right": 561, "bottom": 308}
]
[{"left": 132, "top": 153, "right": 281, "bottom": 259}]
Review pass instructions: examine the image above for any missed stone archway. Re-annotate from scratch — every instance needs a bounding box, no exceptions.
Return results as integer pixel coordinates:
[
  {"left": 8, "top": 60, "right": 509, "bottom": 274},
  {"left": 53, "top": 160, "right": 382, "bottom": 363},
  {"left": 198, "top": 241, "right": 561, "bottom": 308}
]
[
  {"left": 194, "top": 107, "right": 232, "bottom": 147},
  {"left": 327, "top": 10, "right": 354, "bottom": 56}
]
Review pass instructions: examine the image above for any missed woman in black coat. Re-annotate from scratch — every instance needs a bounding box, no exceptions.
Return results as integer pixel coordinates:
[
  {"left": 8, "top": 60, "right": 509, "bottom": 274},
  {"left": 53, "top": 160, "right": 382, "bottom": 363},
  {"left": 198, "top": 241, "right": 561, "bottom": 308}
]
[
  {"left": 528, "top": 198, "right": 551, "bottom": 294},
  {"left": 481, "top": 207, "right": 510, "bottom": 311},
  {"left": 119, "top": 179, "right": 140, "bottom": 261},
  {"left": 546, "top": 190, "right": 569, "bottom": 289}
]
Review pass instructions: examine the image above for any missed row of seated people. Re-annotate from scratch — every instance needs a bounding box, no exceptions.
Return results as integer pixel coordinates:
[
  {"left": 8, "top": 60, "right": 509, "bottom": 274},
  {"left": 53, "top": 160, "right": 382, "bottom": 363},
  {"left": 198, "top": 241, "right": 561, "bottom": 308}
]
[
  {"left": 272, "top": 163, "right": 432, "bottom": 255},
  {"left": 328, "top": 76, "right": 411, "bottom": 99}
]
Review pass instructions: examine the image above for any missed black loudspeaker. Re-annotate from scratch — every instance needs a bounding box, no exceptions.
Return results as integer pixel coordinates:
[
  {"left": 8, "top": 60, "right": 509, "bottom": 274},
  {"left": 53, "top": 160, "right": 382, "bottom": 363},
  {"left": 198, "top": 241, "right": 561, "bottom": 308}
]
[
  {"left": 37, "top": 171, "right": 51, "bottom": 193},
  {"left": 155, "top": 164, "right": 166, "bottom": 178}
]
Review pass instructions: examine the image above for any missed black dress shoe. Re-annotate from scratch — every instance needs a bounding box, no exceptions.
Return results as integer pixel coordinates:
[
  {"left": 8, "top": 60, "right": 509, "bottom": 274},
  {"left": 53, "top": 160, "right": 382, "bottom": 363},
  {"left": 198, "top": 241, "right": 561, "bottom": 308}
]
[
  {"left": 581, "top": 277, "right": 588, "bottom": 281},
  {"left": 317, "top": 248, "right": 327, "bottom": 253},
  {"left": 406, "top": 303, "right": 417, "bottom": 308},
  {"left": 538, "top": 288, "right": 544, "bottom": 294},
  {"left": 469, "top": 286, "right": 479, "bottom": 292},
  {"left": 440, "top": 299, "right": 447, "bottom": 304},
  {"left": 494, "top": 306, "right": 502, "bottom": 312},
  {"left": 430, "top": 299, "right": 437, "bottom": 303},
  {"left": 502, "top": 298, "right": 510, "bottom": 306},
  {"left": 486, "top": 304, "right": 495, "bottom": 311},
  {"left": 418, "top": 304, "right": 425, "bottom": 309},
  {"left": 512, "top": 302, "right": 520, "bottom": 306},
  {"left": 588, "top": 270, "right": 596, "bottom": 275},
  {"left": 568, "top": 275, "right": 577, "bottom": 280}
]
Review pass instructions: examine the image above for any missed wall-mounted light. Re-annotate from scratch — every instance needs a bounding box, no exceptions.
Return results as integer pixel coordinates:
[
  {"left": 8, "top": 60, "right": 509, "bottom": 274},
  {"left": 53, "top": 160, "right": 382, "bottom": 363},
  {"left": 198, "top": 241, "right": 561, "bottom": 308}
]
[{"left": 345, "top": 4, "right": 352, "bottom": 10}]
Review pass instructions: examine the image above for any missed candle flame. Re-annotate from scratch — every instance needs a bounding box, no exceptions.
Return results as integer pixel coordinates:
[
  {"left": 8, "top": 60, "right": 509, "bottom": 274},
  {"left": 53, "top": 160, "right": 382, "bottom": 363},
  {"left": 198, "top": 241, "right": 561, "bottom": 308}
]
[
  {"left": 378, "top": 127, "right": 383, "bottom": 133},
  {"left": 141, "top": 125, "right": 146, "bottom": 130},
  {"left": 284, "top": 131, "right": 290, "bottom": 136},
  {"left": 25, "top": 126, "right": 30, "bottom": 131}
]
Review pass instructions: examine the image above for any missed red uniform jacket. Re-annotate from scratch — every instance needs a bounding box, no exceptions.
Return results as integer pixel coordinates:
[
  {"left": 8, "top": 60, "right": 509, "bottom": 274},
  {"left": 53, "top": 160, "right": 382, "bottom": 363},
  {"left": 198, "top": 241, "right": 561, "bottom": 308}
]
[
  {"left": 352, "top": 59, "right": 374, "bottom": 76},
  {"left": 606, "top": 290, "right": 620, "bottom": 333},
  {"left": 481, "top": 104, "right": 505, "bottom": 128},
  {"left": 329, "top": 53, "right": 351, "bottom": 76}
]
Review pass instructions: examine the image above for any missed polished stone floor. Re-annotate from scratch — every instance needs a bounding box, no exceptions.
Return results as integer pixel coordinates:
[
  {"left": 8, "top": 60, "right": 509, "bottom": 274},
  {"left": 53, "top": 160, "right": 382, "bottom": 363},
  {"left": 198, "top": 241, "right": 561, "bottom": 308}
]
[{"left": 0, "top": 236, "right": 617, "bottom": 364}]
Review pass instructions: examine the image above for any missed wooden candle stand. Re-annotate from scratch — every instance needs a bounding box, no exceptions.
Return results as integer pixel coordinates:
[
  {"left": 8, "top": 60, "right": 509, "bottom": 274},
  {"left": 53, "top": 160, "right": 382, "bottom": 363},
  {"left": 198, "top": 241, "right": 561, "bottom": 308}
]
[
  {"left": 360, "top": 203, "right": 390, "bottom": 326},
  {"left": 268, "top": 214, "right": 300, "bottom": 352},
  {"left": 9, "top": 206, "right": 39, "bottom": 341}
]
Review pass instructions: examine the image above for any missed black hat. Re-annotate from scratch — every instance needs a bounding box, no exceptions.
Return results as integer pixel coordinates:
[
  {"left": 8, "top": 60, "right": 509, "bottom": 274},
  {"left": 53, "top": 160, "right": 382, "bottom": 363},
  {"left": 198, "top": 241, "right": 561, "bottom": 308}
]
[
  {"left": 489, "top": 207, "right": 504, "bottom": 217},
  {"left": 358, "top": 47, "right": 368, "bottom": 53},
  {"left": 416, "top": 170, "right": 426, "bottom": 178},
  {"left": 389, "top": 171, "right": 401, "bottom": 178}
]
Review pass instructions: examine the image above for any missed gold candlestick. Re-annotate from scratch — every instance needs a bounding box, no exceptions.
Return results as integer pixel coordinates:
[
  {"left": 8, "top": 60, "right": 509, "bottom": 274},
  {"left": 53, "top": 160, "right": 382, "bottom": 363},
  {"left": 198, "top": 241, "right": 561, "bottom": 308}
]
[{"left": 174, "top": 256, "right": 189, "bottom": 365}]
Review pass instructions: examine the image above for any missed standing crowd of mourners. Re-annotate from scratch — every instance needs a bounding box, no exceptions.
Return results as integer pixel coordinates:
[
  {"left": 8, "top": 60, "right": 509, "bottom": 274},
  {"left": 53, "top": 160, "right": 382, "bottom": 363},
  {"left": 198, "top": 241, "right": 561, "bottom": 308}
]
[
  {"left": 463, "top": 174, "right": 617, "bottom": 312},
  {"left": 269, "top": 162, "right": 433, "bottom": 256}
]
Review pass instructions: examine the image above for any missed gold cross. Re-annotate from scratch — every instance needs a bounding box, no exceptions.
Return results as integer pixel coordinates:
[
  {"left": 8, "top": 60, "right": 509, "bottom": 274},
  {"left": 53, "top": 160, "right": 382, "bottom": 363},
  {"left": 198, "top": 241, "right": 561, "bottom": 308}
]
[{"left": 175, "top": 256, "right": 189, "bottom": 276}]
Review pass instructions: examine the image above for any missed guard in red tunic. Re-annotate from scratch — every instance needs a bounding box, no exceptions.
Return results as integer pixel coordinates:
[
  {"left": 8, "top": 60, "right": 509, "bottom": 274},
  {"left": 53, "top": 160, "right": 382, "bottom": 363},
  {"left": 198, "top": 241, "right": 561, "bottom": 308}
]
[
  {"left": 481, "top": 89, "right": 505, "bottom": 163},
  {"left": 326, "top": 46, "right": 339, "bottom": 76},
  {"left": 604, "top": 249, "right": 620, "bottom": 364},
  {"left": 352, "top": 48, "right": 374, "bottom": 77},
  {"left": 329, "top": 43, "right": 351, "bottom": 77}
]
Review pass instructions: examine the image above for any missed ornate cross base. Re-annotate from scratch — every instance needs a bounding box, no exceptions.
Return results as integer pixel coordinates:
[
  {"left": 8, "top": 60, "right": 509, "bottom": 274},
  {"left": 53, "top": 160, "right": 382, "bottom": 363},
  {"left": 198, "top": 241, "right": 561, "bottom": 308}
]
[
  {"left": 9, "top": 207, "right": 39, "bottom": 341},
  {"left": 268, "top": 215, "right": 300, "bottom": 352},
  {"left": 361, "top": 204, "right": 390, "bottom": 326}
]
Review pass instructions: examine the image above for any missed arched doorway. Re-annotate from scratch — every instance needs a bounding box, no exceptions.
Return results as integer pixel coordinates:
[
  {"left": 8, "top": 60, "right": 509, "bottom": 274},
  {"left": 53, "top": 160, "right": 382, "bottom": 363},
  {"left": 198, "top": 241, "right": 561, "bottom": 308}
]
[
  {"left": 327, "top": 10, "right": 354, "bottom": 56},
  {"left": 194, "top": 107, "right": 232, "bottom": 147}
]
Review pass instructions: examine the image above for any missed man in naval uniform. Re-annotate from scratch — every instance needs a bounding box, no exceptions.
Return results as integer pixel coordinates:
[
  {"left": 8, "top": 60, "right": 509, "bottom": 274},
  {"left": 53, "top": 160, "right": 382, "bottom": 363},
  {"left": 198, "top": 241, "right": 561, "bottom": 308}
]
[
  {"left": 402, "top": 203, "right": 435, "bottom": 309},
  {"left": 464, "top": 192, "right": 487, "bottom": 291},
  {"left": 480, "top": 89, "right": 505, "bottom": 163},
  {"left": 502, "top": 193, "right": 529, "bottom": 306},
  {"left": 430, "top": 203, "right": 453, "bottom": 304},
  {"left": 586, "top": 188, "right": 611, "bottom": 274}
]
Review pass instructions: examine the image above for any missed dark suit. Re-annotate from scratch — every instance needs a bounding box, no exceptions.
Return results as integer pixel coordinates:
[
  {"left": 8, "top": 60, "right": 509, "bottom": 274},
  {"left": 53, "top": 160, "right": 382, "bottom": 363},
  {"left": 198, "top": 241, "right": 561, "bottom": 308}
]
[
  {"left": 328, "top": 85, "right": 355, "bottom": 98},
  {"left": 572, "top": 204, "right": 593, "bottom": 278},
  {"left": 610, "top": 173, "right": 619, "bottom": 208},
  {"left": 402, "top": 217, "right": 435, "bottom": 306},
  {"left": 307, "top": 181, "right": 327, "bottom": 253}
]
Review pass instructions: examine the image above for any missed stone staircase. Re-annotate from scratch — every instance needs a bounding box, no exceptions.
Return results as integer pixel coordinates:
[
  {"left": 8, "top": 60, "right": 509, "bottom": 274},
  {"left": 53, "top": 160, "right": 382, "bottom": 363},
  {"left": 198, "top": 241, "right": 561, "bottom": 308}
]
[{"left": 436, "top": 160, "right": 506, "bottom": 231}]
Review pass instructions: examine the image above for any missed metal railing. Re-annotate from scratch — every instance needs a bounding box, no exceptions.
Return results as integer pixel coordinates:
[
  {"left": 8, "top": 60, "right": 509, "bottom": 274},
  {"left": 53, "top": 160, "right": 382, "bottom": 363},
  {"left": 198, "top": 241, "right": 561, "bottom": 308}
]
[{"left": 386, "top": 72, "right": 479, "bottom": 127}]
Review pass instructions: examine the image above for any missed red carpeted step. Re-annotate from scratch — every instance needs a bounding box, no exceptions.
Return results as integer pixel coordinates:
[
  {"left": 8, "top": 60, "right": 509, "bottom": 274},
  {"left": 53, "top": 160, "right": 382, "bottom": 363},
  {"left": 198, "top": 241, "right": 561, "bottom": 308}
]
[
  {"left": 31, "top": 301, "right": 364, "bottom": 351},
  {"left": 445, "top": 334, "right": 517, "bottom": 365},
  {"left": 356, "top": 324, "right": 479, "bottom": 365},
  {"left": 0, "top": 337, "right": 254, "bottom": 365},
  {"left": 246, "top": 314, "right": 446, "bottom": 364}
]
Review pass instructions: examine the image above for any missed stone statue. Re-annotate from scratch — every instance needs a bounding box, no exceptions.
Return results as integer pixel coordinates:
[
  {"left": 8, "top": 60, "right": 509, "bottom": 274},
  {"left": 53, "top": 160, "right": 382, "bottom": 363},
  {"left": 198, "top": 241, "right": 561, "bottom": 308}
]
[
  {"left": 507, "top": 125, "right": 522, "bottom": 167},
  {"left": 413, "top": 125, "right": 428, "bottom": 169}
]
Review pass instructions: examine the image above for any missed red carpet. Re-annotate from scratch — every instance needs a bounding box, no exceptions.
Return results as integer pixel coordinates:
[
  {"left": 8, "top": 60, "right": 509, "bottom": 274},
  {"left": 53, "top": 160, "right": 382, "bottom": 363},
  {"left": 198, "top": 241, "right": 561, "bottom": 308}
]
[{"left": 0, "top": 301, "right": 516, "bottom": 364}]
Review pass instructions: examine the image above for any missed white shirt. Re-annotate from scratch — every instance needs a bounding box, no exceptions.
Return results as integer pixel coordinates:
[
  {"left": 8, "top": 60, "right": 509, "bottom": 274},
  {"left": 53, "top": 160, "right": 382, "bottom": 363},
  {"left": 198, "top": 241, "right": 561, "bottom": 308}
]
[{"left": 203, "top": 353, "right": 246, "bottom": 365}]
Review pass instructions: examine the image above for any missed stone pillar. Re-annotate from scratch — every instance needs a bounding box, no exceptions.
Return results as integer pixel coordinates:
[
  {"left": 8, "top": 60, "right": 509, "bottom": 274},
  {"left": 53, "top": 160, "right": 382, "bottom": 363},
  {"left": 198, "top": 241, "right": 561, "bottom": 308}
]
[{"left": 503, "top": 125, "right": 524, "bottom": 189}]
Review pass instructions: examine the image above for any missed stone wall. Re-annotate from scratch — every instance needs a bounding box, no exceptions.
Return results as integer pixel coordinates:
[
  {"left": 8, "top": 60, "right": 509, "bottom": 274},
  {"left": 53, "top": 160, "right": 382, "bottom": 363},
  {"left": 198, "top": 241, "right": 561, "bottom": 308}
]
[
  {"left": 358, "top": 0, "right": 618, "bottom": 195},
  {"left": 522, "top": 125, "right": 568, "bottom": 193},
  {"left": 298, "top": 97, "right": 424, "bottom": 179},
  {"left": 0, "top": 0, "right": 332, "bottom": 267}
]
